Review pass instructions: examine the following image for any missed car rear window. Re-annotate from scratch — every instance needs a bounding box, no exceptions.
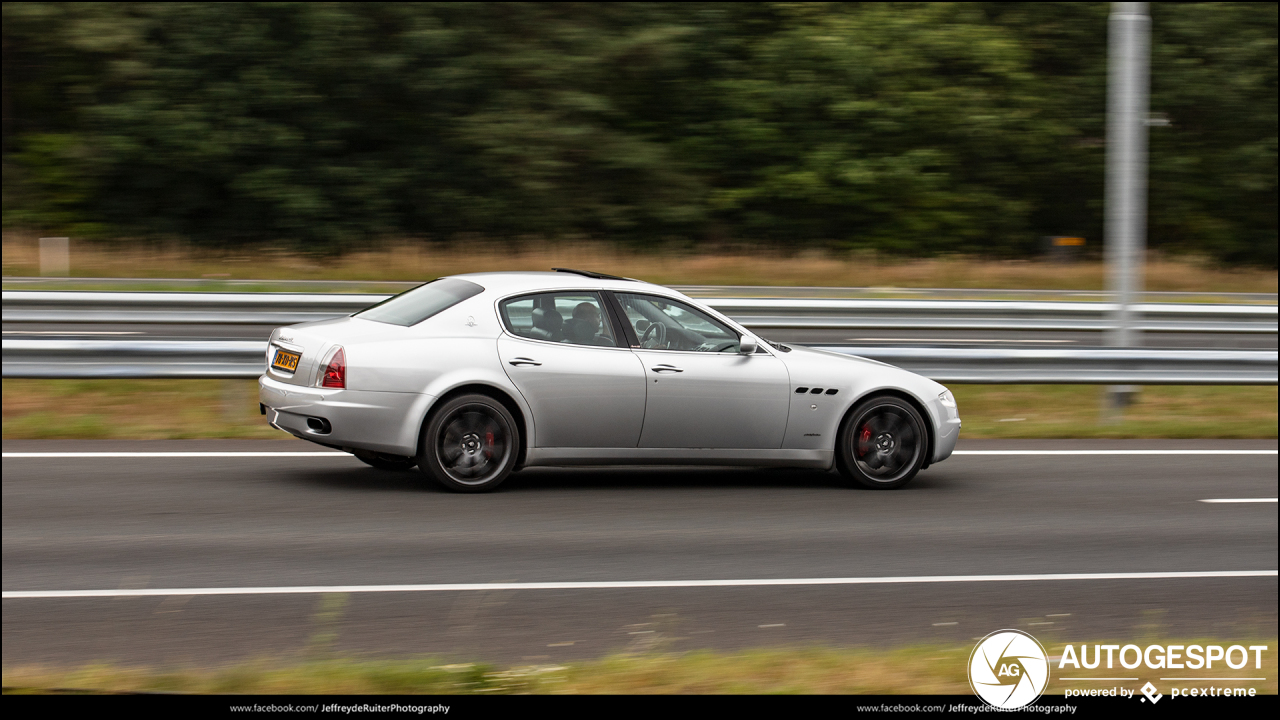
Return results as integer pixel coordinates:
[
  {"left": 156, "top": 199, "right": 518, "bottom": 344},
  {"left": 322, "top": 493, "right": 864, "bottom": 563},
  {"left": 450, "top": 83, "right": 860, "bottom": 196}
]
[{"left": 355, "top": 278, "right": 484, "bottom": 326}]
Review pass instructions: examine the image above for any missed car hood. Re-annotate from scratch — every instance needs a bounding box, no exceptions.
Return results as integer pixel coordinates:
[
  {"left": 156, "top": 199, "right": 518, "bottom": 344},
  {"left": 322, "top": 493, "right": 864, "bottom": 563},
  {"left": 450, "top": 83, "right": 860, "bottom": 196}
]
[
  {"left": 780, "top": 342, "right": 898, "bottom": 369},
  {"left": 777, "top": 342, "right": 947, "bottom": 401}
]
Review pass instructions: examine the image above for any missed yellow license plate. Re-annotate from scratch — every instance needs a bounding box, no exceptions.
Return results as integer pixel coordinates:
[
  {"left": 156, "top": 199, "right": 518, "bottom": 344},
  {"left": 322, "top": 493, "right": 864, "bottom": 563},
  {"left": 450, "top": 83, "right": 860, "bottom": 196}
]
[{"left": 272, "top": 348, "right": 301, "bottom": 373}]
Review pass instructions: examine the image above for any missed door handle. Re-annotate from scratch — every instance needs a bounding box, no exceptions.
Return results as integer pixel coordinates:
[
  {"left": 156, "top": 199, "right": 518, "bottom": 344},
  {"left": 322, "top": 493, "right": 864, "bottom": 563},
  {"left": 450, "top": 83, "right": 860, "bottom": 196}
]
[
  {"left": 509, "top": 357, "right": 542, "bottom": 367},
  {"left": 651, "top": 364, "right": 683, "bottom": 373}
]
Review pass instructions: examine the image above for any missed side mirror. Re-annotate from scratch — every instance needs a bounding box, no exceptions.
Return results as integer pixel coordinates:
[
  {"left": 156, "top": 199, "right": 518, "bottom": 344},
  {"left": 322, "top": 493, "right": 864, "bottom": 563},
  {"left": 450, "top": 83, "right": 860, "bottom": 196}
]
[{"left": 738, "top": 336, "right": 757, "bottom": 354}]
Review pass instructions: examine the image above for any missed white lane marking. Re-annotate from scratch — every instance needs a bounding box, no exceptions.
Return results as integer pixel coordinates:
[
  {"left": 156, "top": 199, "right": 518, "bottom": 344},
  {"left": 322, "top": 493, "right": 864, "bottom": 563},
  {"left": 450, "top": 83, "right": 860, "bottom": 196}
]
[
  {"left": 3, "top": 570, "right": 1275, "bottom": 600},
  {"left": 2, "top": 452, "right": 349, "bottom": 458},
  {"left": 4, "top": 450, "right": 1275, "bottom": 459},
  {"left": 2, "top": 330, "right": 145, "bottom": 335},
  {"left": 1200, "top": 498, "right": 1277, "bottom": 503},
  {"left": 953, "top": 450, "right": 1277, "bottom": 455},
  {"left": 1160, "top": 678, "right": 1267, "bottom": 681},
  {"left": 847, "top": 338, "right": 1077, "bottom": 344},
  {"left": 1062, "top": 678, "right": 1139, "bottom": 681}
]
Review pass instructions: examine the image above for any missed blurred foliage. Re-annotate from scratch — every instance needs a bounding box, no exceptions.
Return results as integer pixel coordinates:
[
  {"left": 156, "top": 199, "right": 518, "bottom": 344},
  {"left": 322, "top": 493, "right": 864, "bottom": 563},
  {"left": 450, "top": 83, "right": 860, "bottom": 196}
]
[{"left": 2, "top": 3, "right": 1275, "bottom": 264}]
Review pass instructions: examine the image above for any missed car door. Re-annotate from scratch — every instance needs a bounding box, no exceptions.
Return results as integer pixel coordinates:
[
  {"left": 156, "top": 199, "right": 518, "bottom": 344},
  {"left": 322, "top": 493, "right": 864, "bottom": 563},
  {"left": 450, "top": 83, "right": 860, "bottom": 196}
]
[
  {"left": 497, "top": 291, "right": 648, "bottom": 448},
  {"left": 611, "top": 292, "right": 791, "bottom": 449}
]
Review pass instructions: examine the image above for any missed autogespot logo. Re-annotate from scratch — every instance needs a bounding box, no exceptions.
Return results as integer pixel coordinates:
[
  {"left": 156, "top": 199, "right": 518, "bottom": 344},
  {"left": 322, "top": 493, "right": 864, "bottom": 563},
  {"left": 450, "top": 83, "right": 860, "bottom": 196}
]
[{"left": 969, "top": 629, "right": 1051, "bottom": 709}]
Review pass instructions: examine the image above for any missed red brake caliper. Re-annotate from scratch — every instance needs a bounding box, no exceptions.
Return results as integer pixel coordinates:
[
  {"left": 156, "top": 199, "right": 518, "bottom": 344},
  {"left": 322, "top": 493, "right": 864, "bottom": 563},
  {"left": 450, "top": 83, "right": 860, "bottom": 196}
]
[
  {"left": 858, "top": 426, "right": 871, "bottom": 457},
  {"left": 485, "top": 431, "right": 494, "bottom": 458}
]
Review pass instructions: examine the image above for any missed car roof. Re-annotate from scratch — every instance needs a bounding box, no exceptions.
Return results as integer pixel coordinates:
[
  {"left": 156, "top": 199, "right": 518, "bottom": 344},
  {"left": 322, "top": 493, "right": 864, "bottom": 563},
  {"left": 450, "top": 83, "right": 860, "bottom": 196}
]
[{"left": 446, "top": 271, "right": 677, "bottom": 296}]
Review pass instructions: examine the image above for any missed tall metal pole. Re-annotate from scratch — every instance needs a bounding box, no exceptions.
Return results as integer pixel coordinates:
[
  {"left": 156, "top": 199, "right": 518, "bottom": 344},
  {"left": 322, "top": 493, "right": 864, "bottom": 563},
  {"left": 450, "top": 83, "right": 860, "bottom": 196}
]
[{"left": 1105, "top": 2, "right": 1149, "bottom": 414}]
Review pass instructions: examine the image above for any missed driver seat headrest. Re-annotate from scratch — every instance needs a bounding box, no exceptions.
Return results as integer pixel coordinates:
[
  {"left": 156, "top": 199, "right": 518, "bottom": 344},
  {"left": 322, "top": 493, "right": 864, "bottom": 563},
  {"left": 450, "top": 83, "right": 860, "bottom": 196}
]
[{"left": 529, "top": 307, "right": 563, "bottom": 341}]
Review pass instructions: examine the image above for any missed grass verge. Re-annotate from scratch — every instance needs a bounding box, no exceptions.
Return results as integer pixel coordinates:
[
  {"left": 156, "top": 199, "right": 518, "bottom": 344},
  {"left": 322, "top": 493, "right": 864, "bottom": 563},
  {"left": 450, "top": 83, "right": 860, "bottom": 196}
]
[
  {"left": 5, "top": 235, "right": 1277, "bottom": 293},
  {"left": 2, "top": 379, "right": 280, "bottom": 440},
  {"left": 4, "top": 640, "right": 1275, "bottom": 694},
  {"left": 951, "top": 385, "right": 1278, "bottom": 439},
  {"left": 3, "top": 381, "right": 1275, "bottom": 440}
]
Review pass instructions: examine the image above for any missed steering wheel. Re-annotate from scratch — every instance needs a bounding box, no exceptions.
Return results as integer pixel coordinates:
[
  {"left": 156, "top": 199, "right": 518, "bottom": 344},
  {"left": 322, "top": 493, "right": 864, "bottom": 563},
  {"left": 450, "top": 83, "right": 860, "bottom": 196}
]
[
  {"left": 705, "top": 340, "right": 738, "bottom": 353},
  {"left": 641, "top": 321, "right": 667, "bottom": 349}
]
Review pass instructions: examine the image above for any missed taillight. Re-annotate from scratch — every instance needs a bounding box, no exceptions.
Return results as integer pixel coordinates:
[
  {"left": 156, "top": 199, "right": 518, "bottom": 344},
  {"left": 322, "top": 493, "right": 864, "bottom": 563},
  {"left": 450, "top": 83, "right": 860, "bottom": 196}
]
[{"left": 321, "top": 347, "right": 346, "bottom": 388}]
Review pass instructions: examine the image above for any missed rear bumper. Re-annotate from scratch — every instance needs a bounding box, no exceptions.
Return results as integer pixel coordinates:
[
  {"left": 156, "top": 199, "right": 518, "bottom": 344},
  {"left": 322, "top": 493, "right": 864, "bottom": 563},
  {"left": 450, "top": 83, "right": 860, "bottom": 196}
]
[{"left": 258, "top": 374, "right": 433, "bottom": 456}]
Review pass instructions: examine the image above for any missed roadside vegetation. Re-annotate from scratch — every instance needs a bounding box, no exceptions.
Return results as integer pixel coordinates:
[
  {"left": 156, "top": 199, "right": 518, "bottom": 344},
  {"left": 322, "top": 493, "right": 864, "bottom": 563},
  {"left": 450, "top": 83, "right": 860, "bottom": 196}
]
[
  {"left": 4, "top": 5, "right": 1276, "bottom": 267},
  {"left": 3, "top": 380, "right": 1275, "bottom": 441},
  {"left": 5, "top": 639, "right": 1275, "bottom": 694},
  {"left": 4, "top": 236, "right": 1278, "bottom": 294},
  {"left": 949, "top": 385, "right": 1277, "bottom": 439}
]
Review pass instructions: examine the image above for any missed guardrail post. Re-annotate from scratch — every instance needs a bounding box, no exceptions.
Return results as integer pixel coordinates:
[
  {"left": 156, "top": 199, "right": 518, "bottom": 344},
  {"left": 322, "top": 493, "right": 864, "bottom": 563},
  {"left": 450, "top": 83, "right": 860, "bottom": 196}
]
[
  {"left": 1104, "top": 2, "right": 1150, "bottom": 420},
  {"left": 38, "top": 237, "right": 70, "bottom": 276}
]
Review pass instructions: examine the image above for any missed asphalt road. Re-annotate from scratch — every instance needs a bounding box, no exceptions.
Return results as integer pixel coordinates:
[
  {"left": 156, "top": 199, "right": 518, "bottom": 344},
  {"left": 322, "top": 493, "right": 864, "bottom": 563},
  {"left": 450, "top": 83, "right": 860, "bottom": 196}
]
[
  {"left": 3, "top": 439, "right": 1276, "bottom": 668},
  {"left": 4, "top": 322, "right": 1277, "bottom": 349}
]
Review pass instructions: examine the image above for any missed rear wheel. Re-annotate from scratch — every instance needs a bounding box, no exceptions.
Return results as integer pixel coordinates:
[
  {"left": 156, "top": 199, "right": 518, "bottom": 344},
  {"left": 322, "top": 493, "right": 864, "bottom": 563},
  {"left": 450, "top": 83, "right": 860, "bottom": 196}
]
[
  {"left": 836, "top": 395, "right": 928, "bottom": 489},
  {"left": 353, "top": 451, "right": 417, "bottom": 471},
  {"left": 419, "top": 394, "right": 518, "bottom": 493}
]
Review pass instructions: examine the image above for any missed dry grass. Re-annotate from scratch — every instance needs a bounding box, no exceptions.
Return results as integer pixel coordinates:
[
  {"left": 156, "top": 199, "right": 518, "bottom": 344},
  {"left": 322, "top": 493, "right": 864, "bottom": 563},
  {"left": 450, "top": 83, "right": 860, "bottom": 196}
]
[
  {"left": 2, "top": 379, "right": 280, "bottom": 440},
  {"left": 952, "top": 385, "right": 1278, "bottom": 439},
  {"left": 4, "top": 639, "right": 1274, "bottom": 694},
  {"left": 4, "top": 234, "right": 1276, "bottom": 292},
  {"left": 3, "top": 381, "right": 1275, "bottom": 440}
]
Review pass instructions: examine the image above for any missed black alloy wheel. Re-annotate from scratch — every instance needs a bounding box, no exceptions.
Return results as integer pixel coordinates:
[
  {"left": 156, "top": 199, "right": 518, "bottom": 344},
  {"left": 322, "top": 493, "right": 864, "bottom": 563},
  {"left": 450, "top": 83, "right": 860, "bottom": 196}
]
[
  {"left": 836, "top": 395, "right": 928, "bottom": 489},
  {"left": 420, "top": 393, "right": 518, "bottom": 492}
]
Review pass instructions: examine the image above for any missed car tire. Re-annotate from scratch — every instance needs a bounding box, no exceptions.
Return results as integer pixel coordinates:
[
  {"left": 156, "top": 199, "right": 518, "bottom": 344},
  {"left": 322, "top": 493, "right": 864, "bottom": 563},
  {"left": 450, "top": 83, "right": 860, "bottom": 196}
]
[
  {"left": 836, "top": 395, "right": 928, "bottom": 490},
  {"left": 353, "top": 451, "right": 418, "bottom": 471},
  {"left": 419, "top": 393, "right": 519, "bottom": 493}
]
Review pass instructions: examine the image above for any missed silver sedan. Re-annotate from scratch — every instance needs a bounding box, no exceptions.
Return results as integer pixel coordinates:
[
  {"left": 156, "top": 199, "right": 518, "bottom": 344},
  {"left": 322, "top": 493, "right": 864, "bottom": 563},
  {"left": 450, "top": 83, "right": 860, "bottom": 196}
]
[{"left": 259, "top": 269, "right": 960, "bottom": 491}]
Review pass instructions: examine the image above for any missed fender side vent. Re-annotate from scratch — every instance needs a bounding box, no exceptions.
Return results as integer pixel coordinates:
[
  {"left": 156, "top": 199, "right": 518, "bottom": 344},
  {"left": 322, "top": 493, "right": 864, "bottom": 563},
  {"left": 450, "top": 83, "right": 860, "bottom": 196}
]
[
  {"left": 825, "top": 388, "right": 839, "bottom": 395},
  {"left": 809, "top": 387, "right": 824, "bottom": 394},
  {"left": 795, "top": 387, "right": 809, "bottom": 394}
]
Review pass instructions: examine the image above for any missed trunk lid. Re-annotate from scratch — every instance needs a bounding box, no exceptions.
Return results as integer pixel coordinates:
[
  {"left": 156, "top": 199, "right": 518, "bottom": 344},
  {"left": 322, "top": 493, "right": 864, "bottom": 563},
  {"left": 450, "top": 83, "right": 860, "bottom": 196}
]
[{"left": 265, "top": 316, "right": 388, "bottom": 387}]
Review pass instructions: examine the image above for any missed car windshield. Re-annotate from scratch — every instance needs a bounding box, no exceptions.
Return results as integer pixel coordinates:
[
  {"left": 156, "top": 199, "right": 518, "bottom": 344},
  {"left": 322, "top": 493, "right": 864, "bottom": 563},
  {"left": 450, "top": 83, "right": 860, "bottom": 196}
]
[{"left": 356, "top": 278, "right": 484, "bottom": 326}]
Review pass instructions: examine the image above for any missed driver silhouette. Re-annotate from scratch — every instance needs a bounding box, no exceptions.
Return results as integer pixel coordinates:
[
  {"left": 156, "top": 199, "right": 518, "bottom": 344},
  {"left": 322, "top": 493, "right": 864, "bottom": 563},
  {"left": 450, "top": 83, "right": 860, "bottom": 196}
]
[{"left": 567, "top": 302, "right": 609, "bottom": 345}]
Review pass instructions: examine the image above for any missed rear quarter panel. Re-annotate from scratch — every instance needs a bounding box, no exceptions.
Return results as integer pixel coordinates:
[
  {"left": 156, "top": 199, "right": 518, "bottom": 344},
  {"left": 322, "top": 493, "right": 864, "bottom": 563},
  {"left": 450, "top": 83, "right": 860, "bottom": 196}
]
[{"left": 343, "top": 294, "right": 536, "bottom": 448}]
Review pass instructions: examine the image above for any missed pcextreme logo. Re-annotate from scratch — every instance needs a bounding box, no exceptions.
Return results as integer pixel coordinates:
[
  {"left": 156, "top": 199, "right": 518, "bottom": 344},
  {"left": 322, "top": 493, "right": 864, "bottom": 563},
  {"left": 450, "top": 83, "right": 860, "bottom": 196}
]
[{"left": 969, "top": 629, "right": 1051, "bottom": 709}]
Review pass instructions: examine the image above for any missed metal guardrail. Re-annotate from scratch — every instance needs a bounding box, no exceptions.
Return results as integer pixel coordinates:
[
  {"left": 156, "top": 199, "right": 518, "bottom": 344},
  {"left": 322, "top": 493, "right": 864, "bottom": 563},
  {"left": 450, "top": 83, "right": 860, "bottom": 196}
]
[
  {"left": 2, "top": 291, "right": 388, "bottom": 325},
  {"left": 677, "top": 285, "right": 1280, "bottom": 303},
  {"left": 2, "top": 339, "right": 266, "bottom": 379},
  {"left": 4, "top": 339, "right": 1275, "bottom": 384},
  {"left": 4, "top": 291, "right": 1277, "bottom": 334},
  {"left": 706, "top": 298, "right": 1276, "bottom": 334},
  {"left": 811, "top": 346, "right": 1277, "bottom": 385},
  {"left": 4, "top": 290, "right": 1275, "bottom": 382}
]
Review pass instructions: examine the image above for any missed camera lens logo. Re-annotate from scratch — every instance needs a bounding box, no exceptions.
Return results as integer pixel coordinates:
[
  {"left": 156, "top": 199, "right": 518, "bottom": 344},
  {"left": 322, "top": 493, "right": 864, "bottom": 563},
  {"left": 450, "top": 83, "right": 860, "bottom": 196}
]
[{"left": 968, "top": 630, "right": 1050, "bottom": 709}]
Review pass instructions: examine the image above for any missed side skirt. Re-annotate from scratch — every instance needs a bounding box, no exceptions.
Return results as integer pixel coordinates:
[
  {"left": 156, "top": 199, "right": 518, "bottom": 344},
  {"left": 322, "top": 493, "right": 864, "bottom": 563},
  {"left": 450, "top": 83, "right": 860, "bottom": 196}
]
[{"left": 523, "top": 448, "right": 834, "bottom": 469}]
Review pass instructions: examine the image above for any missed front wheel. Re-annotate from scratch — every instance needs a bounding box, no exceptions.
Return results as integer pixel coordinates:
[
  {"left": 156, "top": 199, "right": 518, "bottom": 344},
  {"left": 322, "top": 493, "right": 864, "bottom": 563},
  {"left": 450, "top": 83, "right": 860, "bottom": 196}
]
[
  {"left": 836, "top": 395, "right": 928, "bottom": 489},
  {"left": 419, "top": 394, "right": 519, "bottom": 493}
]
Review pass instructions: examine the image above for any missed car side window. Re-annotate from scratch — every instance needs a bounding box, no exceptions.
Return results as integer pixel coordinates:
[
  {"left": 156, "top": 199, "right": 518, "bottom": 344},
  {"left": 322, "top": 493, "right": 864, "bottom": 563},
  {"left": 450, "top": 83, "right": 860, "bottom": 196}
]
[
  {"left": 500, "top": 292, "right": 620, "bottom": 348},
  {"left": 614, "top": 293, "right": 742, "bottom": 352}
]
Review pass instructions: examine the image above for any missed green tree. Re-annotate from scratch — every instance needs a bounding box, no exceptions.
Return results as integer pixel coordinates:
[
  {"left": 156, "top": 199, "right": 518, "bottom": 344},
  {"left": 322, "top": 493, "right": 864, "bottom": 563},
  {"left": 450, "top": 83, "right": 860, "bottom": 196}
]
[{"left": 2, "top": 3, "right": 1274, "bottom": 265}]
